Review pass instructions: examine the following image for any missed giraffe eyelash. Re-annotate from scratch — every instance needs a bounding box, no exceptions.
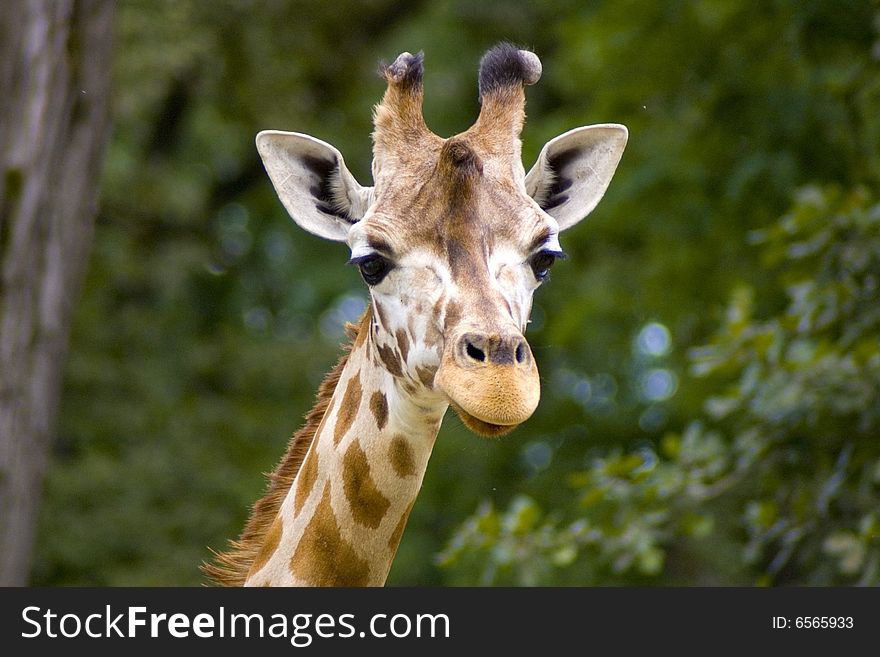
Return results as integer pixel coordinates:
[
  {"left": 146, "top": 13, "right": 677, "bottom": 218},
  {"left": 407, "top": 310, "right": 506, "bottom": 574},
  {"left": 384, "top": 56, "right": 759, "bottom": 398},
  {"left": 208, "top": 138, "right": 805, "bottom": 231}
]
[
  {"left": 529, "top": 249, "right": 566, "bottom": 282},
  {"left": 348, "top": 253, "right": 395, "bottom": 285}
]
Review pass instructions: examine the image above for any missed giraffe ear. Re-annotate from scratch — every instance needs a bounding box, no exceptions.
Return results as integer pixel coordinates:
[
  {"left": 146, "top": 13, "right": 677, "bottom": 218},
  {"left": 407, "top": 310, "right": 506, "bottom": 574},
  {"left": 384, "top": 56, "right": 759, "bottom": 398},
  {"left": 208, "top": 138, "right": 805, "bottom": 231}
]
[
  {"left": 525, "top": 124, "right": 628, "bottom": 231},
  {"left": 256, "top": 130, "right": 374, "bottom": 242}
]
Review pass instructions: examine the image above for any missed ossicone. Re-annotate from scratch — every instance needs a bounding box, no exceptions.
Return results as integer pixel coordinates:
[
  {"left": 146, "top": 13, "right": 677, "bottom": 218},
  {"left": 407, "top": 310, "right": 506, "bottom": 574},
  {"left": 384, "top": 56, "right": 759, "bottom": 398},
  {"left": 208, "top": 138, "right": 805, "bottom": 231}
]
[
  {"left": 478, "top": 42, "right": 542, "bottom": 102},
  {"left": 379, "top": 51, "right": 425, "bottom": 90}
]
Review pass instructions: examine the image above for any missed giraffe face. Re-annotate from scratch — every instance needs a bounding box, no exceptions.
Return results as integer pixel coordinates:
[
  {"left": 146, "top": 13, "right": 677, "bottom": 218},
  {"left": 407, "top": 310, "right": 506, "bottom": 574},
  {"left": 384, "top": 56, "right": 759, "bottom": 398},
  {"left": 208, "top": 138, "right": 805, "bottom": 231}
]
[
  {"left": 256, "top": 45, "right": 627, "bottom": 436},
  {"left": 344, "top": 137, "right": 564, "bottom": 435}
]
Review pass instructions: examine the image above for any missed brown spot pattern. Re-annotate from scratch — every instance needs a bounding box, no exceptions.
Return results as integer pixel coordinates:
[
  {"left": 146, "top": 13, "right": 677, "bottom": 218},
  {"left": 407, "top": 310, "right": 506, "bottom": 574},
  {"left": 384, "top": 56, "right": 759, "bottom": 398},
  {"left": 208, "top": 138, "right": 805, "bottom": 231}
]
[
  {"left": 389, "top": 435, "right": 416, "bottom": 478},
  {"left": 424, "top": 321, "right": 442, "bottom": 349},
  {"left": 294, "top": 449, "right": 319, "bottom": 515},
  {"left": 376, "top": 343, "right": 403, "bottom": 377},
  {"left": 334, "top": 373, "right": 362, "bottom": 445},
  {"left": 388, "top": 500, "right": 416, "bottom": 552},
  {"left": 343, "top": 440, "right": 391, "bottom": 529},
  {"left": 290, "top": 485, "right": 371, "bottom": 586},
  {"left": 416, "top": 365, "right": 437, "bottom": 388},
  {"left": 370, "top": 391, "right": 388, "bottom": 430},
  {"left": 395, "top": 328, "right": 410, "bottom": 363},
  {"left": 352, "top": 309, "right": 370, "bottom": 348},
  {"left": 248, "top": 516, "right": 283, "bottom": 576}
]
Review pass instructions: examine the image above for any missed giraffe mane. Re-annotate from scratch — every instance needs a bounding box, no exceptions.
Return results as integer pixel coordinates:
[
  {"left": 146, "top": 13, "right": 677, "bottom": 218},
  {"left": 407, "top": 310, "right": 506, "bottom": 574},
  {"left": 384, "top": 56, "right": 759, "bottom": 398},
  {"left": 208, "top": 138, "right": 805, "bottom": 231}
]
[{"left": 202, "top": 310, "right": 369, "bottom": 586}]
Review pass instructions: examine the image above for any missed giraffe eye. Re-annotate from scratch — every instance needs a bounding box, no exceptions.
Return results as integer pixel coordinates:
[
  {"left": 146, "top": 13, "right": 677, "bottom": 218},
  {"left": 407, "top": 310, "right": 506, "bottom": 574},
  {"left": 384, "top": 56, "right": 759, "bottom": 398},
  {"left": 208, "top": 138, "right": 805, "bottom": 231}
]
[
  {"left": 349, "top": 254, "right": 393, "bottom": 285},
  {"left": 529, "top": 249, "right": 564, "bottom": 282}
]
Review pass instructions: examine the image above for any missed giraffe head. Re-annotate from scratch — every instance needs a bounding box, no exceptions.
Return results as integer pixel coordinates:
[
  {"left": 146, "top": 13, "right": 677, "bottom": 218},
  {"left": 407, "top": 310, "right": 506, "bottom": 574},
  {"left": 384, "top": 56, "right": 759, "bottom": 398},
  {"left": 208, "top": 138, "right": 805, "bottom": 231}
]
[{"left": 257, "top": 44, "right": 627, "bottom": 436}]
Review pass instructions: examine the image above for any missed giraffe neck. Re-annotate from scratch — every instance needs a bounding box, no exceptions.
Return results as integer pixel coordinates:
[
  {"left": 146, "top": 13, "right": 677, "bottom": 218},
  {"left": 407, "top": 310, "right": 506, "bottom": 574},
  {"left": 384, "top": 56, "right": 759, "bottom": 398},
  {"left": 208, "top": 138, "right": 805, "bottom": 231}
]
[{"left": 243, "top": 310, "right": 447, "bottom": 586}]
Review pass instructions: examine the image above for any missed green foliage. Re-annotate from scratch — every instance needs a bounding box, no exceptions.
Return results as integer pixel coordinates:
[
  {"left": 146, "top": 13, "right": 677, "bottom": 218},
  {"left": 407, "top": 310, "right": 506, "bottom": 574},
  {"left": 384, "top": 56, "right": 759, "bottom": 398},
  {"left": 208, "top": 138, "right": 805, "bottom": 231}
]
[
  {"left": 440, "top": 186, "right": 880, "bottom": 585},
  {"left": 34, "top": 0, "right": 880, "bottom": 585},
  {"left": 438, "top": 424, "right": 727, "bottom": 585},
  {"left": 698, "top": 186, "right": 880, "bottom": 584}
]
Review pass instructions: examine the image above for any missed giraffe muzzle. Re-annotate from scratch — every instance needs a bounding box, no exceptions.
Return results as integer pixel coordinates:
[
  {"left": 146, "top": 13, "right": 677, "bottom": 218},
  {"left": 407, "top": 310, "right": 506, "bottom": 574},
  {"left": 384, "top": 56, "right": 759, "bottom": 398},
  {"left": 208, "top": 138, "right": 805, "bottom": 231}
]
[{"left": 435, "top": 330, "right": 541, "bottom": 437}]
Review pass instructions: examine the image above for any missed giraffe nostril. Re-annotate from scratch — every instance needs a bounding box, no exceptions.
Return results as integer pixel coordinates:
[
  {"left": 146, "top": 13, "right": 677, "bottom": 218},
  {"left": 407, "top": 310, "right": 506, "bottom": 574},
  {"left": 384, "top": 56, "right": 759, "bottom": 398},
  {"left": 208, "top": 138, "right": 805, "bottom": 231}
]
[
  {"left": 515, "top": 341, "right": 526, "bottom": 364},
  {"left": 466, "top": 341, "right": 486, "bottom": 362}
]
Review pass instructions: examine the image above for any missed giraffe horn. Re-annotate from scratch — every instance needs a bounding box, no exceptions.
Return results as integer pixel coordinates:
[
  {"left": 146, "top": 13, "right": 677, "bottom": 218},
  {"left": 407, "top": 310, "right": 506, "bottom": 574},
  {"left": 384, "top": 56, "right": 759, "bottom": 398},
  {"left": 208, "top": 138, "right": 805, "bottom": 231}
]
[
  {"left": 471, "top": 43, "right": 541, "bottom": 153},
  {"left": 478, "top": 43, "right": 542, "bottom": 100},
  {"left": 372, "top": 51, "right": 434, "bottom": 165}
]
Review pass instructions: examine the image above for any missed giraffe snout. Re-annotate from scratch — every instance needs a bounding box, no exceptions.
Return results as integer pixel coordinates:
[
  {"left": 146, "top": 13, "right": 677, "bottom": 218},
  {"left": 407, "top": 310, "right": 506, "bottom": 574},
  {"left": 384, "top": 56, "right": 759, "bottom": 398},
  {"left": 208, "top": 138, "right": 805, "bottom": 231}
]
[
  {"left": 435, "top": 328, "right": 540, "bottom": 437},
  {"left": 458, "top": 331, "right": 532, "bottom": 368}
]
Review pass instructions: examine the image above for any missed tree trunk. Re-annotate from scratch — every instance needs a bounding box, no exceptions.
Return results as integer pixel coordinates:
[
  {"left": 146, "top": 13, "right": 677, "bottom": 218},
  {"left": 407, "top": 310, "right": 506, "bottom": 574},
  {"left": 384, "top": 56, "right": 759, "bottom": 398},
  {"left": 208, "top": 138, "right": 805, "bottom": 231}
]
[{"left": 0, "top": 0, "right": 113, "bottom": 585}]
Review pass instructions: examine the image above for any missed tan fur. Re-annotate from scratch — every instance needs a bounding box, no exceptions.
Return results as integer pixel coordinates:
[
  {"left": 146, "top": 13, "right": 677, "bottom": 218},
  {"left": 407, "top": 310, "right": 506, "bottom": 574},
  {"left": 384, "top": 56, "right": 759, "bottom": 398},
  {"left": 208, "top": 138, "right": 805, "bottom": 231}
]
[
  {"left": 289, "top": 483, "right": 372, "bottom": 585},
  {"left": 342, "top": 439, "right": 391, "bottom": 529},
  {"left": 202, "top": 312, "right": 369, "bottom": 586}
]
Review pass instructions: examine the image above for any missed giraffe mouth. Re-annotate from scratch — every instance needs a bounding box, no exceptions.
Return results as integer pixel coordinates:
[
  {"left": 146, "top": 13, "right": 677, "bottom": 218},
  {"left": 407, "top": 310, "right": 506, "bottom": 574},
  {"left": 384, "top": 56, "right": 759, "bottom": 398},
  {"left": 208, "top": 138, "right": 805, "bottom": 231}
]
[
  {"left": 448, "top": 402, "right": 520, "bottom": 438},
  {"left": 435, "top": 328, "right": 541, "bottom": 436},
  {"left": 437, "top": 361, "right": 541, "bottom": 438}
]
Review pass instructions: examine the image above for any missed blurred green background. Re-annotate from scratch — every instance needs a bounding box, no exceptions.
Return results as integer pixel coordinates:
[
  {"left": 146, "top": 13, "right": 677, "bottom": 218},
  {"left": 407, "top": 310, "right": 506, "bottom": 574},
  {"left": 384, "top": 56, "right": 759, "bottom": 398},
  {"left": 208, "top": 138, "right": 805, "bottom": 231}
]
[{"left": 34, "top": 0, "right": 880, "bottom": 585}]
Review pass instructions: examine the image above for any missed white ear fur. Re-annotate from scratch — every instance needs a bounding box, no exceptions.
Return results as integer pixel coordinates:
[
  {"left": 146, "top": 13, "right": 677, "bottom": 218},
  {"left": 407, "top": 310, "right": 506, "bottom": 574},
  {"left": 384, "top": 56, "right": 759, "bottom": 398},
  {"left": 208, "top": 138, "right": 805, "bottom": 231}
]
[
  {"left": 255, "top": 130, "right": 374, "bottom": 242},
  {"left": 525, "top": 124, "right": 628, "bottom": 231}
]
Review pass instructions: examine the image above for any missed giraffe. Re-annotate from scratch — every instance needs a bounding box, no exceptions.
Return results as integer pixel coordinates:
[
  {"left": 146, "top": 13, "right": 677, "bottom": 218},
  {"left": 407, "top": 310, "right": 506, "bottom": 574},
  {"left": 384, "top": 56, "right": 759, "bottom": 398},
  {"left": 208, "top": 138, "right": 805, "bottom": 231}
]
[{"left": 204, "top": 43, "right": 627, "bottom": 586}]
